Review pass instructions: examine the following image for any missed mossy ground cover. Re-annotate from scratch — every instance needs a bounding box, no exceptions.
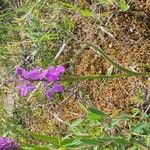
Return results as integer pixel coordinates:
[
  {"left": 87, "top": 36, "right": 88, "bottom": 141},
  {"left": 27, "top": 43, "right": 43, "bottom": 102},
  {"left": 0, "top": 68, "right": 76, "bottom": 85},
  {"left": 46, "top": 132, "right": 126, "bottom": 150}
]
[{"left": 0, "top": 0, "right": 150, "bottom": 149}]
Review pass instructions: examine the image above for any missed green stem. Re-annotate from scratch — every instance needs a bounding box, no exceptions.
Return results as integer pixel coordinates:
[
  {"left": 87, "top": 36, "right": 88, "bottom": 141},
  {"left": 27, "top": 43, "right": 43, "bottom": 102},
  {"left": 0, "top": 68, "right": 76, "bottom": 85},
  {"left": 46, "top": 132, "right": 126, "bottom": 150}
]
[{"left": 61, "top": 73, "right": 149, "bottom": 82}]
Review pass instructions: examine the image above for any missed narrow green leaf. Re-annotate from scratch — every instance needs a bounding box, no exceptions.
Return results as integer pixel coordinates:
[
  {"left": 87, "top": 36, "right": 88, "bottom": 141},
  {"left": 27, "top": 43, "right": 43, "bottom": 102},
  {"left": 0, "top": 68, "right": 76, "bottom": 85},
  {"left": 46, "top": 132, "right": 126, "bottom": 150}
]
[
  {"left": 31, "top": 133, "right": 60, "bottom": 146},
  {"left": 21, "top": 144, "right": 51, "bottom": 150},
  {"left": 62, "top": 139, "right": 82, "bottom": 148},
  {"left": 113, "top": 137, "right": 129, "bottom": 145},
  {"left": 105, "top": 119, "right": 120, "bottom": 130},
  {"left": 81, "top": 137, "right": 110, "bottom": 145},
  {"left": 80, "top": 138, "right": 100, "bottom": 145},
  {"left": 16, "top": 129, "right": 60, "bottom": 147},
  {"left": 89, "top": 107, "right": 109, "bottom": 117},
  {"left": 87, "top": 112, "right": 101, "bottom": 121},
  {"left": 70, "top": 118, "right": 84, "bottom": 128},
  {"left": 59, "top": 2, "right": 93, "bottom": 17}
]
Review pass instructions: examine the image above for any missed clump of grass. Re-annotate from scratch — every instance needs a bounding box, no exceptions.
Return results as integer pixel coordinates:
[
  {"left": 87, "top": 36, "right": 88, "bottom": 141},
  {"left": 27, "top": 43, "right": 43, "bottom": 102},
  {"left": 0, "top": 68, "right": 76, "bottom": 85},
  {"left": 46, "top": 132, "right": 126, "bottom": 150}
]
[{"left": 3, "top": 107, "right": 150, "bottom": 149}]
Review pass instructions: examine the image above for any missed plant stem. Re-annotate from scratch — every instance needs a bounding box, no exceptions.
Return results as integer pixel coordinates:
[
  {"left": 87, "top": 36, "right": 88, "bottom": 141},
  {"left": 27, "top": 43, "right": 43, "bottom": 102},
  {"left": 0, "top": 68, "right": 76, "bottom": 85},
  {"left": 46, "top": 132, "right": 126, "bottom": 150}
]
[{"left": 61, "top": 73, "right": 150, "bottom": 82}]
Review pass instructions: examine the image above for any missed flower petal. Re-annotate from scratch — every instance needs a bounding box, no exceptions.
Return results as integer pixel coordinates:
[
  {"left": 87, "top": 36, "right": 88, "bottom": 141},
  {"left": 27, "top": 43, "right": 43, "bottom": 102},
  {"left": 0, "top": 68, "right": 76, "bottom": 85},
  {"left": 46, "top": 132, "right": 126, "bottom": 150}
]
[
  {"left": 45, "top": 89, "right": 53, "bottom": 99},
  {"left": 20, "top": 86, "right": 28, "bottom": 96},
  {"left": 26, "top": 68, "right": 40, "bottom": 80},
  {"left": 51, "top": 83, "right": 63, "bottom": 92},
  {"left": 15, "top": 66, "right": 24, "bottom": 76},
  {"left": 47, "top": 75, "right": 59, "bottom": 82},
  {"left": 28, "top": 85, "right": 36, "bottom": 91},
  {"left": 56, "top": 65, "right": 65, "bottom": 73}
]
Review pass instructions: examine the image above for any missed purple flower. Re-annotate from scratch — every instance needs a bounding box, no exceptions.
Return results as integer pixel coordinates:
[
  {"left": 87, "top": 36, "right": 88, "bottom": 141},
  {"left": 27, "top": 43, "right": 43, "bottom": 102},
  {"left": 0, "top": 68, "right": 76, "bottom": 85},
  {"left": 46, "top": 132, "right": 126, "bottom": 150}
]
[
  {"left": 25, "top": 68, "right": 41, "bottom": 80},
  {"left": 15, "top": 65, "right": 65, "bottom": 99},
  {"left": 40, "top": 69, "right": 49, "bottom": 79},
  {"left": 56, "top": 65, "right": 65, "bottom": 73},
  {"left": 0, "top": 137, "right": 19, "bottom": 150},
  {"left": 45, "top": 83, "right": 63, "bottom": 99},
  {"left": 51, "top": 83, "right": 63, "bottom": 92},
  {"left": 45, "top": 66, "right": 65, "bottom": 82},
  {"left": 16, "top": 84, "right": 36, "bottom": 96},
  {"left": 46, "top": 67, "right": 59, "bottom": 82}
]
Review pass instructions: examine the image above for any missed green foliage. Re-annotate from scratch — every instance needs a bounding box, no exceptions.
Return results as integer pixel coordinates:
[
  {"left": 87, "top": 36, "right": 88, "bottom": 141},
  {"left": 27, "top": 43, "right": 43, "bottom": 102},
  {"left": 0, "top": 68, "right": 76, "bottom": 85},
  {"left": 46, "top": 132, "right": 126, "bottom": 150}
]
[
  {"left": 58, "top": 2, "right": 93, "bottom": 17},
  {"left": 116, "top": 0, "right": 130, "bottom": 12},
  {"left": 3, "top": 108, "right": 149, "bottom": 149}
]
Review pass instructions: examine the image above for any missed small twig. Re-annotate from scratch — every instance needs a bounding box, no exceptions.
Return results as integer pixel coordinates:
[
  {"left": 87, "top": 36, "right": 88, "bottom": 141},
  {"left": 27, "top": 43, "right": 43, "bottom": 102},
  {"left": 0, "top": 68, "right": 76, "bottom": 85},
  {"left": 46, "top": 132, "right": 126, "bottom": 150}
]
[
  {"left": 141, "top": 104, "right": 150, "bottom": 120},
  {"left": 53, "top": 113, "right": 64, "bottom": 123},
  {"left": 98, "top": 26, "right": 115, "bottom": 39},
  {"left": 105, "top": 12, "right": 115, "bottom": 26},
  {"left": 54, "top": 43, "right": 66, "bottom": 60}
]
